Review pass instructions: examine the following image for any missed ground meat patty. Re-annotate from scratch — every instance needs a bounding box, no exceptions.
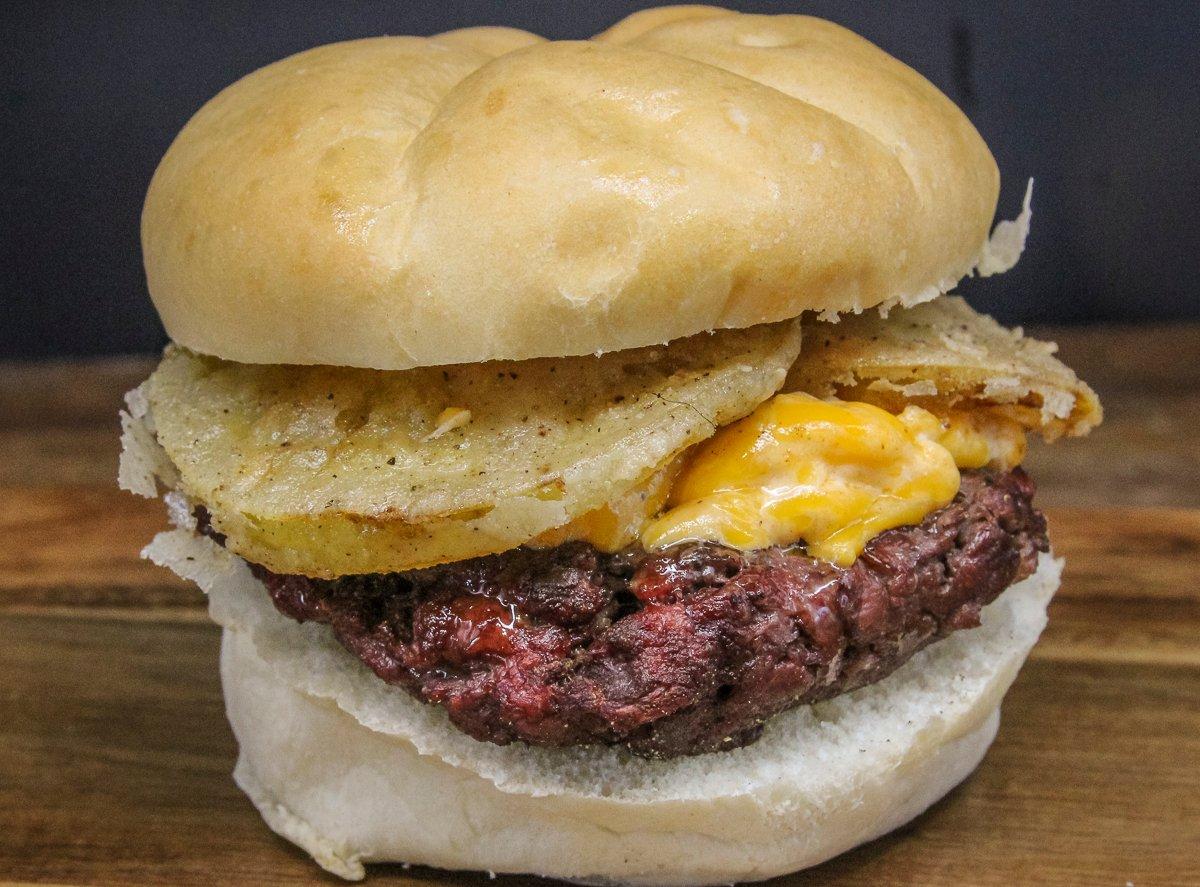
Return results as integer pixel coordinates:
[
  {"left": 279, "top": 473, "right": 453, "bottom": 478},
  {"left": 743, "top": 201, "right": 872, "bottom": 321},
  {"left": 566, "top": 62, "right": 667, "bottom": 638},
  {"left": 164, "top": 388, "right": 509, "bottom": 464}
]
[{"left": 245, "top": 468, "right": 1048, "bottom": 758}]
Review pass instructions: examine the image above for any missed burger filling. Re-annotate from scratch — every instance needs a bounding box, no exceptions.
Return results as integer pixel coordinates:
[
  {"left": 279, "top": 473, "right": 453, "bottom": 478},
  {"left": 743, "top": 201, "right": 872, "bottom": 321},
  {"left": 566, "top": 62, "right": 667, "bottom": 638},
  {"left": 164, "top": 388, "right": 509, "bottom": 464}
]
[
  {"left": 125, "top": 299, "right": 1101, "bottom": 759},
  {"left": 542, "top": 391, "right": 1027, "bottom": 565},
  {"left": 225, "top": 468, "right": 1045, "bottom": 758}
]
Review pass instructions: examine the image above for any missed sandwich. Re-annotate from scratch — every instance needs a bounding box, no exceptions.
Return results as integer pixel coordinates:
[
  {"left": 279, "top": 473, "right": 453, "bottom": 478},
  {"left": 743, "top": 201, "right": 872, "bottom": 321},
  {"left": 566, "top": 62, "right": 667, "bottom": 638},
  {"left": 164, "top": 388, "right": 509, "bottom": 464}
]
[{"left": 120, "top": 7, "right": 1102, "bottom": 884}]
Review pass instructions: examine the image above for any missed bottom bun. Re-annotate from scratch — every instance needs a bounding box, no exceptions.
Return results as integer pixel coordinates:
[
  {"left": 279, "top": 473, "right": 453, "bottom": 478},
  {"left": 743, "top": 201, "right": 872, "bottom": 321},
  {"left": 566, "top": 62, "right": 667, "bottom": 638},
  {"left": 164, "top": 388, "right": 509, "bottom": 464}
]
[{"left": 146, "top": 528, "right": 1060, "bottom": 885}]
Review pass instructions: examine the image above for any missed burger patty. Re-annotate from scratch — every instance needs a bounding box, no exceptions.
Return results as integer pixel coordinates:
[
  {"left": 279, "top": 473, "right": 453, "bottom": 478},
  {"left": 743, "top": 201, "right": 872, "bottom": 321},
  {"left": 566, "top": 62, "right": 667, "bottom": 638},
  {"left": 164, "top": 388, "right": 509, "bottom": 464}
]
[{"left": 240, "top": 468, "right": 1047, "bottom": 758}]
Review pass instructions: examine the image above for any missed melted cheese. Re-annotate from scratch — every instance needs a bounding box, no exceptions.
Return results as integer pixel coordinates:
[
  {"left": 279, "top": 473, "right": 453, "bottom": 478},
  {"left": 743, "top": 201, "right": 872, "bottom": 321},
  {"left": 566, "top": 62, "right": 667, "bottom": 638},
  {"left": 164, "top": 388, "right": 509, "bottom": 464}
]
[{"left": 639, "top": 393, "right": 1024, "bottom": 566}]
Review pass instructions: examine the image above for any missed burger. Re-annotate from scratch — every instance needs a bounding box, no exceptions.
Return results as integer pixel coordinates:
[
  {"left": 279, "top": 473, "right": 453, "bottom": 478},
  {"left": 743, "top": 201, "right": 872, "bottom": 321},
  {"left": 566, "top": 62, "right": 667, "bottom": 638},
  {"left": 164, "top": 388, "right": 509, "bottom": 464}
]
[{"left": 120, "top": 7, "right": 1102, "bottom": 884}]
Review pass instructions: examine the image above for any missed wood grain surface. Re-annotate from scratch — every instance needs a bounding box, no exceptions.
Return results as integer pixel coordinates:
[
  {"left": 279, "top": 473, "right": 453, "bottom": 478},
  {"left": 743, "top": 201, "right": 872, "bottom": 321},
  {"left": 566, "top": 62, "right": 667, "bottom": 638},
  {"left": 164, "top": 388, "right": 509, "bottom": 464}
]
[{"left": 1, "top": 324, "right": 1198, "bottom": 886}]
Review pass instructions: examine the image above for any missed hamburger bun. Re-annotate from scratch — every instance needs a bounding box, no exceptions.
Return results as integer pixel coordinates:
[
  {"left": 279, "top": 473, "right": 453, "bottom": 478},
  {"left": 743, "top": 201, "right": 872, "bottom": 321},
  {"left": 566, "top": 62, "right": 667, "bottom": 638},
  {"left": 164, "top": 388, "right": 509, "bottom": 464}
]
[{"left": 142, "top": 8, "right": 1003, "bottom": 370}]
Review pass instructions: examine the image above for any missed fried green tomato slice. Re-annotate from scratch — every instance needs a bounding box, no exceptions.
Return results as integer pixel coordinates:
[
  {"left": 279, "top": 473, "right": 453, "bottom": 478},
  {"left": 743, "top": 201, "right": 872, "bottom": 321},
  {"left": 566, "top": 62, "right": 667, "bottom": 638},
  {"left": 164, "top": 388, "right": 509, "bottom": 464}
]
[{"left": 144, "top": 321, "right": 801, "bottom": 577}]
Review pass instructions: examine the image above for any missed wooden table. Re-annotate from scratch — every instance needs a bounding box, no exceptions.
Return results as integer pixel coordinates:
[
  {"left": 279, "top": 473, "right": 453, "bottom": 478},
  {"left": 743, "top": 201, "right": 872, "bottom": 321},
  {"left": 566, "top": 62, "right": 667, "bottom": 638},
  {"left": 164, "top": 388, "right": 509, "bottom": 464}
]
[{"left": 2, "top": 324, "right": 1198, "bottom": 886}]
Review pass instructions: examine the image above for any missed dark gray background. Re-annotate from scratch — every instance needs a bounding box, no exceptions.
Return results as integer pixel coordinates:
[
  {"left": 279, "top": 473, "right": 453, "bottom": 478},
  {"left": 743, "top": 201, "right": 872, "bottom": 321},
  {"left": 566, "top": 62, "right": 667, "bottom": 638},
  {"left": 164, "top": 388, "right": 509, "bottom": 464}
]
[{"left": 3, "top": 1, "right": 1197, "bottom": 359}]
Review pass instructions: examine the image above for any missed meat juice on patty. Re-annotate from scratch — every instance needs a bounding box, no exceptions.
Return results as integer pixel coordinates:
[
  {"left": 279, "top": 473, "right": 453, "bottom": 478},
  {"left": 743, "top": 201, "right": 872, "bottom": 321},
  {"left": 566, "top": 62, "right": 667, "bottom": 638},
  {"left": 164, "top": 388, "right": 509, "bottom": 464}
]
[{"left": 227, "top": 468, "right": 1047, "bottom": 758}]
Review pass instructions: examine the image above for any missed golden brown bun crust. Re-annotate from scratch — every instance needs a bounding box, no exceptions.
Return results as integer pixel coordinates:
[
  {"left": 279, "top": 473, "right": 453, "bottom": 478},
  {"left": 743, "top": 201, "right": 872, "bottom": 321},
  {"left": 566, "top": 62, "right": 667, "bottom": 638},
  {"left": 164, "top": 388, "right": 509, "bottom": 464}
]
[{"left": 143, "top": 7, "right": 999, "bottom": 369}]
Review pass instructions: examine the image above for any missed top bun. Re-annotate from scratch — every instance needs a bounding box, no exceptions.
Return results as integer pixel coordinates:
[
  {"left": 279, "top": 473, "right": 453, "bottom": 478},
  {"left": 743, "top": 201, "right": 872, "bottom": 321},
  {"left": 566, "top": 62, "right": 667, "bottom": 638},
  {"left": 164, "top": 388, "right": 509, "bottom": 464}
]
[{"left": 142, "top": 5, "right": 1000, "bottom": 370}]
